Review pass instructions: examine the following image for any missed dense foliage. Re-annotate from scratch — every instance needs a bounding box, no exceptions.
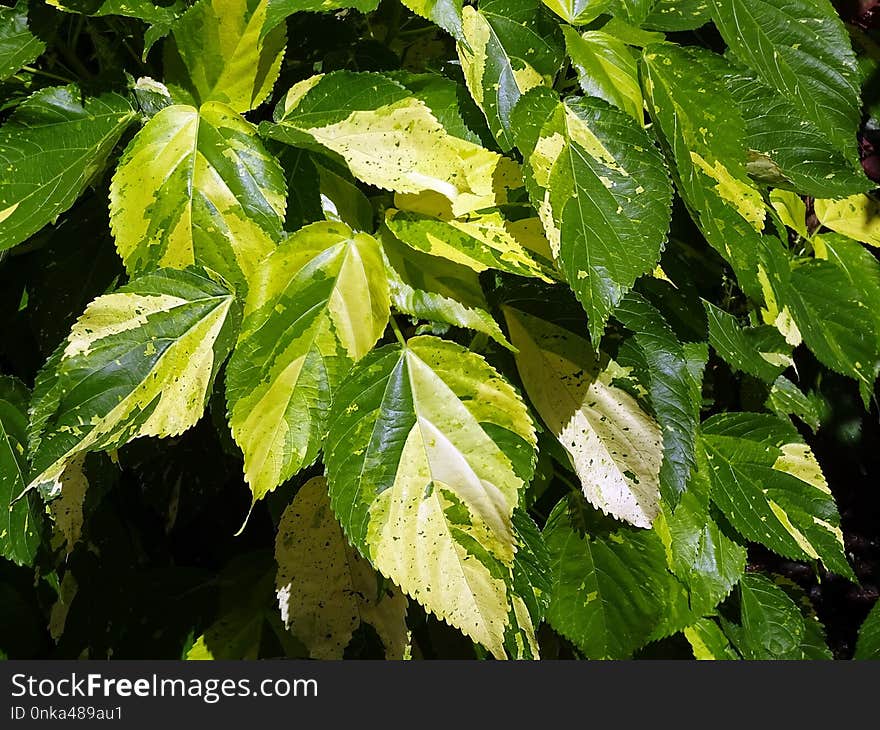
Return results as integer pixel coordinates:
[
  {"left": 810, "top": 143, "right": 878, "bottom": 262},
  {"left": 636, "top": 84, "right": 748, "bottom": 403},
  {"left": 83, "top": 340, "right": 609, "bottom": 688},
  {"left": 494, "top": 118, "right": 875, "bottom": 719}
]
[{"left": 1, "top": 0, "right": 879, "bottom": 660}]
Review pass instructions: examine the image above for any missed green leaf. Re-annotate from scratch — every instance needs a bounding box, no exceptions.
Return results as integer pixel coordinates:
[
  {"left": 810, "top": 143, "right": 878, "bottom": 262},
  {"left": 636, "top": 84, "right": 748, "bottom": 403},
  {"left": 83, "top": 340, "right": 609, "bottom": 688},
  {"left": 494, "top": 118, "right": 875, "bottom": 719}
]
[
  {"left": 110, "top": 102, "right": 287, "bottom": 293},
  {"left": 641, "top": 44, "right": 770, "bottom": 300},
  {"left": 726, "top": 72, "right": 870, "bottom": 198},
  {"left": 513, "top": 89, "right": 672, "bottom": 343},
  {"left": 684, "top": 618, "right": 741, "bottom": 659},
  {"left": 728, "top": 573, "right": 806, "bottom": 660},
  {"left": 614, "top": 294, "right": 703, "bottom": 506},
  {"left": 325, "top": 335, "right": 537, "bottom": 658},
  {"left": 787, "top": 234, "right": 880, "bottom": 392},
  {"left": 45, "top": 0, "right": 184, "bottom": 25},
  {"left": 456, "top": 0, "right": 563, "bottom": 150},
  {"left": 563, "top": 27, "right": 643, "bottom": 124},
  {"left": 504, "top": 306, "right": 663, "bottom": 528},
  {"left": 855, "top": 600, "right": 880, "bottom": 660},
  {"left": 543, "top": 0, "right": 609, "bottom": 24},
  {"left": 165, "top": 0, "right": 287, "bottom": 112},
  {"left": 265, "top": 0, "right": 381, "bottom": 29},
  {"left": 314, "top": 160, "right": 374, "bottom": 231},
  {"left": 28, "top": 268, "right": 240, "bottom": 496},
  {"left": 765, "top": 375, "right": 823, "bottom": 433},
  {"left": 709, "top": 0, "right": 863, "bottom": 164},
  {"left": 702, "top": 413, "right": 853, "bottom": 579},
  {"left": 275, "top": 477, "right": 408, "bottom": 659},
  {"left": 385, "top": 206, "right": 556, "bottom": 281},
  {"left": 814, "top": 194, "right": 880, "bottom": 247},
  {"left": 0, "top": 86, "right": 136, "bottom": 252},
  {"left": 654, "top": 446, "right": 747, "bottom": 617},
  {"left": 225, "top": 222, "right": 389, "bottom": 503},
  {"left": 0, "top": 1, "right": 45, "bottom": 81},
  {"left": 703, "top": 300, "right": 792, "bottom": 383},
  {"left": 643, "top": 0, "right": 710, "bottom": 30},
  {"left": 398, "top": 0, "right": 464, "bottom": 41},
  {"left": 543, "top": 494, "right": 688, "bottom": 659},
  {"left": 379, "top": 228, "right": 512, "bottom": 348},
  {"left": 0, "top": 376, "right": 43, "bottom": 566},
  {"left": 263, "top": 71, "right": 521, "bottom": 218}
]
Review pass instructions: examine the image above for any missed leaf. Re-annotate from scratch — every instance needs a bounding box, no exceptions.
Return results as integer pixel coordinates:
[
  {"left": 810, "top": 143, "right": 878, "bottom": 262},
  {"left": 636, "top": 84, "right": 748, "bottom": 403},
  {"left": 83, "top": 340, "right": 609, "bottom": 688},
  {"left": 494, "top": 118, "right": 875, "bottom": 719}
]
[
  {"left": 263, "top": 71, "right": 521, "bottom": 217},
  {"left": 728, "top": 573, "right": 806, "bottom": 660},
  {"left": 27, "top": 268, "right": 240, "bottom": 496},
  {"left": 614, "top": 293, "right": 703, "bottom": 506},
  {"left": 275, "top": 477, "right": 408, "bottom": 659},
  {"left": 513, "top": 89, "right": 672, "bottom": 343},
  {"left": 0, "top": 376, "right": 42, "bottom": 566},
  {"left": 765, "top": 375, "right": 823, "bottom": 433},
  {"left": 384, "top": 70, "right": 485, "bottom": 146},
  {"left": 384, "top": 206, "right": 556, "bottom": 281},
  {"left": 48, "top": 453, "right": 89, "bottom": 556},
  {"left": 727, "top": 71, "right": 870, "bottom": 198},
  {"left": 225, "top": 222, "right": 389, "bottom": 503},
  {"left": 563, "top": 27, "right": 643, "bottom": 124},
  {"left": 703, "top": 300, "right": 792, "bottom": 383},
  {"left": 543, "top": 494, "right": 688, "bottom": 659},
  {"left": 855, "top": 600, "right": 880, "bottom": 660},
  {"left": 641, "top": 44, "right": 770, "bottom": 300},
  {"left": 456, "top": 0, "right": 563, "bottom": 150},
  {"left": 787, "top": 235, "right": 880, "bottom": 393},
  {"left": 654, "top": 446, "right": 747, "bottom": 617},
  {"left": 45, "top": 0, "right": 184, "bottom": 25},
  {"left": 379, "top": 228, "right": 512, "bottom": 348},
  {"left": 324, "top": 335, "right": 537, "bottom": 658},
  {"left": 399, "top": 0, "right": 464, "bottom": 41},
  {"left": 684, "top": 618, "right": 741, "bottom": 660},
  {"left": 0, "top": 1, "right": 45, "bottom": 81},
  {"left": 770, "top": 188, "right": 807, "bottom": 238},
  {"left": 165, "top": 0, "right": 287, "bottom": 112},
  {"left": 265, "top": 0, "right": 381, "bottom": 28},
  {"left": 0, "top": 86, "right": 136, "bottom": 252},
  {"left": 504, "top": 306, "right": 662, "bottom": 528},
  {"left": 702, "top": 413, "right": 853, "bottom": 579},
  {"left": 544, "top": 0, "right": 609, "bottom": 24},
  {"left": 814, "top": 194, "right": 880, "bottom": 247},
  {"left": 110, "top": 102, "right": 287, "bottom": 293},
  {"left": 709, "top": 0, "right": 863, "bottom": 163},
  {"left": 643, "top": 0, "right": 710, "bottom": 30}
]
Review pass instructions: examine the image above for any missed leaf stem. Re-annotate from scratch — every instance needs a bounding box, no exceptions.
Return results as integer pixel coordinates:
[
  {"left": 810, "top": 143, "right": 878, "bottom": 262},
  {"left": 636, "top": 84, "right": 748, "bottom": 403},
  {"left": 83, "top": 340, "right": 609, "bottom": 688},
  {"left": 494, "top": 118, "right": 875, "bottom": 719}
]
[
  {"left": 19, "top": 66, "right": 76, "bottom": 84},
  {"left": 389, "top": 316, "right": 407, "bottom": 346}
]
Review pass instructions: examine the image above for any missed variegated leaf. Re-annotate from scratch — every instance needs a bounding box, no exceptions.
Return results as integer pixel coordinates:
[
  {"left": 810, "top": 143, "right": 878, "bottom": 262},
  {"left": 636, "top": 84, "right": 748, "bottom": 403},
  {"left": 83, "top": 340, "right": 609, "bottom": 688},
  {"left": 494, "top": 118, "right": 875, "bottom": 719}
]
[
  {"left": 513, "top": 88, "right": 672, "bottom": 344},
  {"left": 262, "top": 72, "right": 521, "bottom": 218},
  {"left": 164, "top": 0, "right": 286, "bottom": 112},
  {"left": 702, "top": 413, "right": 853, "bottom": 579},
  {"left": 456, "top": 0, "right": 563, "bottom": 150},
  {"left": 379, "top": 229, "right": 512, "bottom": 349},
  {"left": 225, "top": 221, "right": 390, "bottom": 503},
  {"left": 641, "top": 44, "right": 773, "bottom": 301},
  {"left": 504, "top": 306, "right": 662, "bottom": 528},
  {"left": 28, "top": 268, "right": 240, "bottom": 496},
  {"left": 325, "top": 335, "right": 537, "bottom": 658},
  {"left": 384, "top": 205, "right": 556, "bottom": 282},
  {"left": 275, "top": 477, "right": 408, "bottom": 659},
  {"left": 110, "top": 102, "right": 286, "bottom": 293}
]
